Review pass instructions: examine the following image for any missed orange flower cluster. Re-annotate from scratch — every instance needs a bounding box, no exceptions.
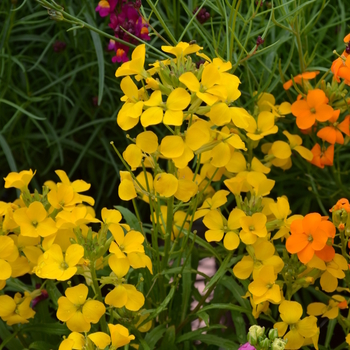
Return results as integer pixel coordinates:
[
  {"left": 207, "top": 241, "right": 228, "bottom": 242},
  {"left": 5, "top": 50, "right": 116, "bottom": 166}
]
[{"left": 287, "top": 33, "right": 350, "bottom": 169}]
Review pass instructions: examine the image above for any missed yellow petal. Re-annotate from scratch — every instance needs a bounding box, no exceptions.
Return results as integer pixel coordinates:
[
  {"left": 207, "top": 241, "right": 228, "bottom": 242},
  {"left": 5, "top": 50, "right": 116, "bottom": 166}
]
[
  {"left": 140, "top": 107, "right": 163, "bottom": 127},
  {"left": 174, "top": 179, "right": 198, "bottom": 202},
  {"left": 88, "top": 332, "right": 111, "bottom": 349},
  {"left": 154, "top": 173, "right": 178, "bottom": 197},
  {"left": 136, "top": 131, "right": 158, "bottom": 153},
  {"left": 294, "top": 145, "right": 313, "bottom": 161},
  {"left": 118, "top": 179, "right": 137, "bottom": 201},
  {"left": 179, "top": 72, "right": 200, "bottom": 92},
  {"left": 233, "top": 255, "right": 254, "bottom": 279},
  {"left": 279, "top": 300, "right": 302, "bottom": 324},
  {"left": 223, "top": 231, "right": 240, "bottom": 250},
  {"left": 123, "top": 144, "right": 143, "bottom": 169},
  {"left": 160, "top": 135, "right": 184, "bottom": 158},
  {"left": 82, "top": 300, "right": 106, "bottom": 323},
  {"left": 166, "top": 88, "right": 191, "bottom": 110},
  {"left": 108, "top": 255, "right": 130, "bottom": 278},
  {"left": 270, "top": 141, "right": 292, "bottom": 159}
]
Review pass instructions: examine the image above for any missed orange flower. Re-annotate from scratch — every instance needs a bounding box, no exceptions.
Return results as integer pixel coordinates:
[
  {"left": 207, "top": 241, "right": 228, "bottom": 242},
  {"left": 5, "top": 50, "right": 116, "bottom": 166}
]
[
  {"left": 332, "top": 55, "right": 350, "bottom": 85},
  {"left": 310, "top": 143, "right": 334, "bottom": 168},
  {"left": 291, "top": 89, "right": 333, "bottom": 129},
  {"left": 283, "top": 71, "right": 319, "bottom": 90},
  {"left": 317, "top": 111, "right": 349, "bottom": 145},
  {"left": 330, "top": 198, "right": 350, "bottom": 213},
  {"left": 286, "top": 213, "right": 335, "bottom": 264}
]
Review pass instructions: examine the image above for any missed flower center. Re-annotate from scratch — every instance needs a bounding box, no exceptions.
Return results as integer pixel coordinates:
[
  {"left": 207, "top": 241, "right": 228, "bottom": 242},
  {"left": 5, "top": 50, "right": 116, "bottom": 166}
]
[
  {"left": 307, "top": 234, "right": 313, "bottom": 242},
  {"left": 60, "top": 261, "right": 69, "bottom": 270},
  {"left": 310, "top": 107, "right": 316, "bottom": 113},
  {"left": 249, "top": 225, "right": 255, "bottom": 231},
  {"left": 32, "top": 221, "right": 38, "bottom": 228}
]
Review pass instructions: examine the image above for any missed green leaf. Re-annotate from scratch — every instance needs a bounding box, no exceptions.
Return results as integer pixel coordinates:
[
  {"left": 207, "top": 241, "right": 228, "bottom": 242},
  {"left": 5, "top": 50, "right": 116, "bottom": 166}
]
[
  {"left": 46, "top": 280, "right": 62, "bottom": 308},
  {"left": 115, "top": 205, "right": 142, "bottom": 232},
  {"left": 29, "top": 341, "right": 55, "bottom": 350},
  {"left": 176, "top": 325, "right": 226, "bottom": 343},
  {"left": 203, "top": 253, "right": 232, "bottom": 293},
  {"left": 231, "top": 310, "right": 246, "bottom": 344},
  {"left": 20, "top": 323, "right": 69, "bottom": 335},
  {"left": 196, "top": 303, "right": 252, "bottom": 317},
  {"left": 0, "top": 99, "right": 45, "bottom": 120},
  {"left": 0, "top": 134, "right": 17, "bottom": 172},
  {"left": 159, "top": 325, "right": 176, "bottom": 350},
  {"left": 190, "top": 334, "right": 238, "bottom": 348},
  {"left": 187, "top": 230, "right": 222, "bottom": 263},
  {"left": 144, "top": 324, "right": 167, "bottom": 349},
  {"left": 325, "top": 318, "right": 337, "bottom": 348},
  {"left": 197, "top": 311, "right": 210, "bottom": 327},
  {"left": 0, "top": 320, "right": 22, "bottom": 350},
  {"left": 84, "top": 12, "right": 104, "bottom": 106}
]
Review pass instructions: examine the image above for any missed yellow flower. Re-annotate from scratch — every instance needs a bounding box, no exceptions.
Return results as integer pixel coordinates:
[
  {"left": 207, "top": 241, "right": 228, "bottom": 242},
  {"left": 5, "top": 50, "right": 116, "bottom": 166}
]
[
  {"left": 307, "top": 295, "right": 347, "bottom": 319},
  {"left": 233, "top": 238, "right": 284, "bottom": 279},
  {"left": 58, "top": 332, "right": 84, "bottom": 350},
  {"left": 101, "top": 207, "right": 122, "bottom": 225},
  {"left": 45, "top": 170, "right": 95, "bottom": 206},
  {"left": 57, "top": 284, "right": 106, "bottom": 332},
  {"left": 4, "top": 169, "right": 35, "bottom": 190},
  {"left": 13, "top": 201, "right": 57, "bottom": 238},
  {"left": 35, "top": 244, "right": 84, "bottom": 281},
  {"left": 109, "top": 227, "right": 152, "bottom": 273},
  {"left": 283, "top": 130, "right": 313, "bottom": 161},
  {"left": 256, "top": 92, "right": 291, "bottom": 118},
  {"left": 194, "top": 190, "right": 230, "bottom": 220},
  {"left": 274, "top": 301, "right": 318, "bottom": 349},
  {"left": 245, "top": 111, "right": 278, "bottom": 140},
  {"left": 308, "top": 254, "right": 348, "bottom": 292},
  {"left": 225, "top": 153, "right": 270, "bottom": 174},
  {"left": 248, "top": 265, "right": 281, "bottom": 304},
  {"left": 0, "top": 235, "right": 19, "bottom": 288},
  {"left": 55, "top": 205, "right": 100, "bottom": 229},
  {"left": 115, "top": 44, "right": 147, "bottom": 78},
  {"left": 47, "top": 183, "right": 82, "bottom": 211},
  {"left": 203, "top": 208, "right": 245, "bottom": 250},
  {"left": 161, "top": 42, "right": 202, "bottom": 58},
  {"left": 0, "top": 292, "right": 35, "bottom": 325},
  {"left": 179, "top": 64, "right": 224, "bottom": 106},
  {"left": 141, "top": 88, "right": 191, "bottom": 126},
  {"left": 105, "top": 256, "right": 145, "bottom": 311},
  {"left": 240, "top": 213, "right": 267, "bottom": 244},
  {"left": 108, "top": 324, "right": 135, "bottom": 349}
]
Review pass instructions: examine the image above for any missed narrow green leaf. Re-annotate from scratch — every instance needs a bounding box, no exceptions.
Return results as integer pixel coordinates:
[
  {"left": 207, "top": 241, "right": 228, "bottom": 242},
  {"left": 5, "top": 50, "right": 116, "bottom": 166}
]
[
  {"left": 187, "top": 231, "right": 222, "bottom": 262},
  {"left": 0, "top": 99, "right": 45, "bottom": 120},
  {"left": 115, "top": 205, "right": 142, "bottom": 232},
  {"left": 196, "top": 303, "right": 252, "bottom": 316},
  {"left": 190, "top": 334, "right": 238, "bottom": 348},
  {"left": 325, "top": 318, "right": 337, "bottom": 348},
  {"left": 0, "top": 320, "right": 22, "bottom": 350},
  {"left": 20, "top": 323, "right": 69, "bottom": 335},
  {"left": 197, "top": 311, "right": 210, "bottom": 327},
  {"left": 29, "top": 341, "right": 55, "bottom": 350},
  {"left": 203, "top": 253, "right": 232, "bottom": 293},
  {"left": 0, "top": 134, "right": 17, "bottom": 172},
  {"left": 231, "top": 310, "right": 246, "bottom": 344},
  {"left": 160, "top": 325, "right": 176, "bottom": 349},
  {"left": 176, "top": 325, "right": 226, "bottom": 343},
  {"left": 84, "top": 12, "right": 104, "bottom": 105},
  {"left": 144, "top": 324, "right": 167, "bottom": 349}
]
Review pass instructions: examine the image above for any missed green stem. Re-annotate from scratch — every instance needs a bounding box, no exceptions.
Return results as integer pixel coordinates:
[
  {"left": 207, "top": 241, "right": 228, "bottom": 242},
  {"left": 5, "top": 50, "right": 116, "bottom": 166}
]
[
  {"left": 162, "top": 196, "right": 174, "bottom": 271},
  {"left": 90, "top": 262, "right": 108, "bottom": 333}
]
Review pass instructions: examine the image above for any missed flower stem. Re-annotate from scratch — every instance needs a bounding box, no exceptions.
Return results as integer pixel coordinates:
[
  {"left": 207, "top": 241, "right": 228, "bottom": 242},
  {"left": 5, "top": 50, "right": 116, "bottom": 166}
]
[{"left": 90, "top": 261, "right": 108, "bottom": 333}]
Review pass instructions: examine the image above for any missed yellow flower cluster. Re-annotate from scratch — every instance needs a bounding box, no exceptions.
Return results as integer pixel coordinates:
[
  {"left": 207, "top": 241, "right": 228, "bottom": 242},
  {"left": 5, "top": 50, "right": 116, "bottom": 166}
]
[{"left": 1, "top": 169, "right": 151, "bottom": 349}]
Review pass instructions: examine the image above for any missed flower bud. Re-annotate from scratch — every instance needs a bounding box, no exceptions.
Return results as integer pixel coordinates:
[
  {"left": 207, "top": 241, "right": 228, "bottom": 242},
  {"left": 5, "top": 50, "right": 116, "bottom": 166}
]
[
  {"left": 271, "top": 338, "right": 287, "bottom": 350},
  {"left": 258, "top": 337, "right": 270, "bottom": 349},
  {"left": 268, "top": 328, "right": 279, "bottom": 341},
  {"left": 247, "top": 325, "right": 265, "bottom": 345}
]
